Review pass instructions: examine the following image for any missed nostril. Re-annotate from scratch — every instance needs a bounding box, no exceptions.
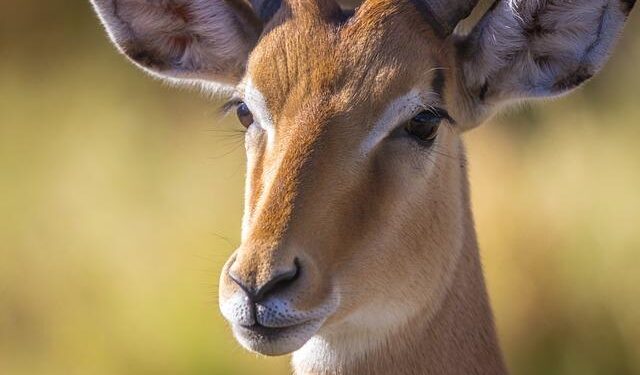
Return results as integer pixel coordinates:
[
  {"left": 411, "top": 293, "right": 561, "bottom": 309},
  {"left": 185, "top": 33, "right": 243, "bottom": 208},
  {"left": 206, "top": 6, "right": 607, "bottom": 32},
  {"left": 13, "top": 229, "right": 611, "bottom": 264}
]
[
  {"left": 228, "top": 259, "right": 301, "bottom": 302},
  {"left": 228, "top": 270, "right": 253, "bottom": 300},
  {"left": 255, "top": 259, "right": 300, "bottom": 301}
]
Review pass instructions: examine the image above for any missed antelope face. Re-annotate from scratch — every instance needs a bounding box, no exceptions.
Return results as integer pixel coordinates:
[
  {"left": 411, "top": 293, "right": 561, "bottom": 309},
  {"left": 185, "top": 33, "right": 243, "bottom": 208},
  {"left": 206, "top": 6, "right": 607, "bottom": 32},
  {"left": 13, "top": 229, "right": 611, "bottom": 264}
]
[
  {"left": 218, "top": 3, "right": 468, "bottom": 356},
  {"left": 91, "top": 0, "right": 634, "bottom": 359}
]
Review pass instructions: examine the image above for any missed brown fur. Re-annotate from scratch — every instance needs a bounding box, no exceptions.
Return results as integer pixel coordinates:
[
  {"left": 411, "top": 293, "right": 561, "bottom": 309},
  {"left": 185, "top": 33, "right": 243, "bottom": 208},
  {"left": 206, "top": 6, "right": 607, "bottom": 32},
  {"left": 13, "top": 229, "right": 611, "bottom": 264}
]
[{"left": 90, "top": 0, "right": 635, "bottom": 374}]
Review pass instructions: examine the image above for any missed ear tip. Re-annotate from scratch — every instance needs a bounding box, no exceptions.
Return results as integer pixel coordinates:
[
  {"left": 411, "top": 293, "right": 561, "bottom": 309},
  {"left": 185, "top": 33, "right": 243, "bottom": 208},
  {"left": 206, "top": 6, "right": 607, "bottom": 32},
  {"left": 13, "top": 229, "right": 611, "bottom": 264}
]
[{"left": 89, "top": 0, "right": 113, "bottom": 15}]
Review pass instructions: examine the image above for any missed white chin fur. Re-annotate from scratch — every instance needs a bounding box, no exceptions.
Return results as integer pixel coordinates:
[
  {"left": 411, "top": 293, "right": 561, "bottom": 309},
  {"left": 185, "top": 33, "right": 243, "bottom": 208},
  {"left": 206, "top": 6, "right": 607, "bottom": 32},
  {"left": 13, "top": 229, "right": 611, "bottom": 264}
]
[{"left": 232, "top": 318, "right": 325, "bottom": 356}]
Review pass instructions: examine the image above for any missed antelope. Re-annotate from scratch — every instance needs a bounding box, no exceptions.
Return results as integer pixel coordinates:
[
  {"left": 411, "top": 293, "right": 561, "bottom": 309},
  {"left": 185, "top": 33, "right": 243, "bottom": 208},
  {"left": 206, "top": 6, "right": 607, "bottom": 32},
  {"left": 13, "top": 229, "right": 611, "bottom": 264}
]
[{"left": 90, "top": 0, "right": 635, "bottom": 373}]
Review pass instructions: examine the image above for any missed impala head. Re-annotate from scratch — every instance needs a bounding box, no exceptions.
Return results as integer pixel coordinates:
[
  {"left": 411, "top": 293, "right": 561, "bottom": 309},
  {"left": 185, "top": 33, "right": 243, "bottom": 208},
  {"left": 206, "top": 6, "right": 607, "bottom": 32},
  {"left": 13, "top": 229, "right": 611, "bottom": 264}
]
[{"left": 92, "top": 0, "right": 634, "bottom": 359}]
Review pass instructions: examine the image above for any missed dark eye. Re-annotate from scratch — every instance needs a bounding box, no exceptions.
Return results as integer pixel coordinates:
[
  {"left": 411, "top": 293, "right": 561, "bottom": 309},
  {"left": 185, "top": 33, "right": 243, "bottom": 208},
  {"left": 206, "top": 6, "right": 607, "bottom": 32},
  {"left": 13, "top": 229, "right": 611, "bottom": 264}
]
[
  {"left": 236, "top": 102, "right": 254, "bottom": 128},
  {"left": 405, "top": 110, "right": 443, "bottom": 144}
]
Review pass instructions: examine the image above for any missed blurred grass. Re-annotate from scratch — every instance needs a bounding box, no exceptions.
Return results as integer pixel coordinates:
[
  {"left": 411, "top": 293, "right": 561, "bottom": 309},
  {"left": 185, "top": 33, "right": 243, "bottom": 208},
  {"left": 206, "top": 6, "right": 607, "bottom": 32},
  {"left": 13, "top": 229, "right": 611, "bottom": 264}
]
[{"left": 1, "top": 1, "right": 639, "bottom": 375}]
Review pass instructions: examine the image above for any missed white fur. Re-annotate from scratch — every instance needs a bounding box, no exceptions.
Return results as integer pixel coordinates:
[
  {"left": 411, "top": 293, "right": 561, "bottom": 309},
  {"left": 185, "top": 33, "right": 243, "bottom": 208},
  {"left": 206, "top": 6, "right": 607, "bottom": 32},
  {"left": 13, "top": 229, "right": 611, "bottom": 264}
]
[
  {"left": 360, "top": 90, "right": 424, "bottom": 155},
  {"left": 239, "top": 78, "right": 279, "bottom": 240},
  {"left": 242, "top": 79, "right": 276, "bottom": 141}
]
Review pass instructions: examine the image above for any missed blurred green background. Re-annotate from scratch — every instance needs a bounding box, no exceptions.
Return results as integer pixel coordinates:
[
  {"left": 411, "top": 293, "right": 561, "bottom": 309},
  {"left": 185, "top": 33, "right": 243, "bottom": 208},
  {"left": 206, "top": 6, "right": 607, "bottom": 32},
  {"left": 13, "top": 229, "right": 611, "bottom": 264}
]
[{"left": 1, "top": 1, "right": 639, "bottom": 374}]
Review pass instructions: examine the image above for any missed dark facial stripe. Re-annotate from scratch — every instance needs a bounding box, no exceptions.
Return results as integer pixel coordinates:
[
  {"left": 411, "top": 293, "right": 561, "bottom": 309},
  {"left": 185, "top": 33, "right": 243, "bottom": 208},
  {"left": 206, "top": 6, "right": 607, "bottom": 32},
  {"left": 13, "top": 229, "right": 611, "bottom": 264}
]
[
  {"left": 407, "top": 0, "right": 449, "bottom": 38},
  {"left": 432, "top": 69, "right": 446, "bottom": 100},
  {"left": 408, "top": 0, "right": 481, "bottom": 39}
]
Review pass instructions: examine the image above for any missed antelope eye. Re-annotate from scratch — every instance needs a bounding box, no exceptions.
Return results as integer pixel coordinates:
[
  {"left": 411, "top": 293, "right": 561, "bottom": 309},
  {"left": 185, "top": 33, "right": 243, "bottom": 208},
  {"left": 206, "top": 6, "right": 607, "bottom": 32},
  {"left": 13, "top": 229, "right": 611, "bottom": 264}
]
[
  {"left": 405, "top": 110, "right": 443, "bottom": 144},
  {"left": 236, "top": 102, "right": 254, "bottom": 128}
]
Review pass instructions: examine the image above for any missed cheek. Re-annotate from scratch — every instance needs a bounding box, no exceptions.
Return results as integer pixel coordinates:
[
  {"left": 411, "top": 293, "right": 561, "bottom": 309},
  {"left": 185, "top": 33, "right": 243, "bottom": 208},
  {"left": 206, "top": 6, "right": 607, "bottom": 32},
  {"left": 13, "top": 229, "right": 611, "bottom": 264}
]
[
  {"left": 333, "top": 135, "right": 464, "bottom": 308},
  {"left": 370, "top": 139, "right": 440, "bottom": 193}
]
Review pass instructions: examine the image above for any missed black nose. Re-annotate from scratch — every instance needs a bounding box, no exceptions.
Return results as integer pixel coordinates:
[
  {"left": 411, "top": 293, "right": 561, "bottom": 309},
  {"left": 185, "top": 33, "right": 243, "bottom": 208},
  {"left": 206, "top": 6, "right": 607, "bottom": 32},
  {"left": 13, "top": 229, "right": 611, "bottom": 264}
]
[{"left": 228, "top": 259, "right": 300, "bottom": 302}]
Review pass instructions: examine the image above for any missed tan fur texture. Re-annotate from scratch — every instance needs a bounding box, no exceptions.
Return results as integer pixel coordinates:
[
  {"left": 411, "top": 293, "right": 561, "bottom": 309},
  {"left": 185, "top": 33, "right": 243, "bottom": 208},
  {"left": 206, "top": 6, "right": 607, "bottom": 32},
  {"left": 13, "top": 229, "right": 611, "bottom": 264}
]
[{"left": 90, "top": 0, "right": 635, "bottom": 374}]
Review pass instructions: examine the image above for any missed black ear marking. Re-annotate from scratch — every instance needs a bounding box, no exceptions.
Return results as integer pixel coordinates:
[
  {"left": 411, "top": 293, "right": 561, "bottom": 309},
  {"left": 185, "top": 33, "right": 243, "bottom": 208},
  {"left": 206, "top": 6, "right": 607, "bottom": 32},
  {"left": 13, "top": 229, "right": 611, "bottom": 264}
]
[
  {"left": 533, "top": 54, "right": 553, "bottom": 68},
  {"left": 552, "top": 66, "right": 594, "bottom": 92},
  {"left": 621, "top": 0, "right": 637, "bottom": 15},
  {"left": 524, "top": 12, "right": 553, "bottom": 41},
  {"left": 123, "top": 33, "right": 196, "bottom": 72},
  {"left": 127, "top": 48, "right": 170, "bottom": 71},
  {"left": 455, "top": 0, "right": 632, "bottom": 118}
]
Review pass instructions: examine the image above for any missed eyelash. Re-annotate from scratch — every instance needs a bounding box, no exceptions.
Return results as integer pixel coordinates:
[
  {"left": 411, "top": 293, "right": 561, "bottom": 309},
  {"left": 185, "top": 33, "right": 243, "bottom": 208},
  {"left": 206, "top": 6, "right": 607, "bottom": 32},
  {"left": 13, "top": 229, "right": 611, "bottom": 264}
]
[
  {"left": 220, "top": 98, "right": 243, "bottom": 116},
  {"left": 415, "top": 107, "right": 454, "bottom": 124}
]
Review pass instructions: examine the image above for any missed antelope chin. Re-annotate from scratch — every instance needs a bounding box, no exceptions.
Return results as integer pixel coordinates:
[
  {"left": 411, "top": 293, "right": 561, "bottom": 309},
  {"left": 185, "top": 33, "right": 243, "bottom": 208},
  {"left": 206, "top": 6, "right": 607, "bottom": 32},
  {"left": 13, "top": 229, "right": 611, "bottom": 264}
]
[
  {"left": 219, "top": 286, "right": 340, "bottom": 356},
  {"left": 232, "top": 318, "right": 326, "bottom": 356}
]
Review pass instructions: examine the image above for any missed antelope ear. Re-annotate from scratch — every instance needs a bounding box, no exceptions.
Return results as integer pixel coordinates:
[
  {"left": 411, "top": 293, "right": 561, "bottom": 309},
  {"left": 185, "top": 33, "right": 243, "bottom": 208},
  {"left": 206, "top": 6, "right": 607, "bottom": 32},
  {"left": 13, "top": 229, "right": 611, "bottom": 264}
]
[
  {"left": 454, "top": 0, "right": 635, "bottom": 124},
  {"left": 90, "top": 0, "right": 262, "bottom": 90}
]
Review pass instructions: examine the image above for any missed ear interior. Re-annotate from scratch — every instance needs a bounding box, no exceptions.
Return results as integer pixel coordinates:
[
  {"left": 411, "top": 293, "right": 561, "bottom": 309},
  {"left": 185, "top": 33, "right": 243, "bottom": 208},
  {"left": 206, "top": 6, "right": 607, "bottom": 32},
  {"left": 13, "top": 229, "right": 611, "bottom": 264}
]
[
  {"left": 91, "top": 0, "right": 263, "bottom": 88},
  {"left": 456, "top": 0, "right": 635, "bottom": 112}
]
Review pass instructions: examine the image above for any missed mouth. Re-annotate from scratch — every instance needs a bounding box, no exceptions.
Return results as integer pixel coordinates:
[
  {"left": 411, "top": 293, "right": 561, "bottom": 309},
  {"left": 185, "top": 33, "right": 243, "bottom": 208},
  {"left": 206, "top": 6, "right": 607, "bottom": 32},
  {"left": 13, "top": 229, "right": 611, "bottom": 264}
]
[
  {"left": 232, "top": 319, "right": 324, "bottom": 356},
  {"left": 237, "top": 321, "right": 308, "bottom": 338}
]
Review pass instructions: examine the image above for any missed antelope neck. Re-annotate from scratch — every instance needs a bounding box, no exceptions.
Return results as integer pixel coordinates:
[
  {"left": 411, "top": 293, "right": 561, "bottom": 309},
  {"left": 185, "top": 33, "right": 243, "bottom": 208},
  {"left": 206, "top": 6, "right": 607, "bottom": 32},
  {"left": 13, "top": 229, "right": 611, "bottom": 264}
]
[{"left": 295, "top": 152, "right": 507, "bottom": 375}]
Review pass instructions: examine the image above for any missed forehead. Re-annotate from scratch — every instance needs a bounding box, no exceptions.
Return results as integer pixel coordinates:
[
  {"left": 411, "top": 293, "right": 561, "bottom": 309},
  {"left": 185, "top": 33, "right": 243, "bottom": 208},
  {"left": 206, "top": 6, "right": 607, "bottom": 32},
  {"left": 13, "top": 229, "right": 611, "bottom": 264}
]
[{"left": 243, "top": 2, "right": 445, "bottom": 121}]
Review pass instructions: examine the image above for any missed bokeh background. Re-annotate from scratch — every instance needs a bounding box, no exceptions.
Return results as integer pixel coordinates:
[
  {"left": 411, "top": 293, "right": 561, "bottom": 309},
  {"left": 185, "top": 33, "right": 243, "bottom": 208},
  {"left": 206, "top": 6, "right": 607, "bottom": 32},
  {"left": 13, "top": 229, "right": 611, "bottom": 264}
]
[{"left": 1, "top": 1, "right": 639, "bottom": 374}]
